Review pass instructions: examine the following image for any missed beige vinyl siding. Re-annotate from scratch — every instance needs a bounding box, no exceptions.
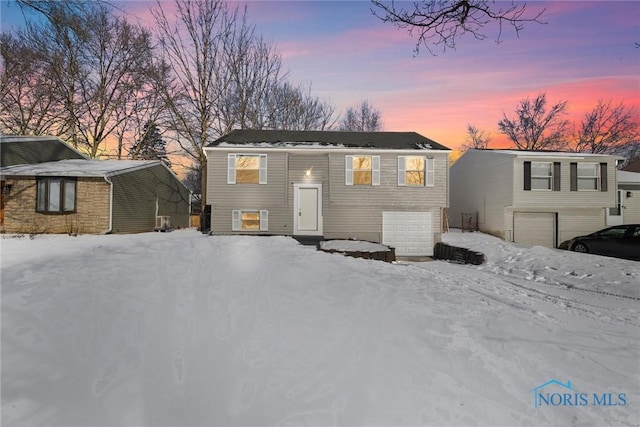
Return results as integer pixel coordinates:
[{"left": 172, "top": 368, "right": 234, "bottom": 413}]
[
  {"left": 208, "top": 151, "right": 288, "bottom": 234},
  {"left": 449, "top": 150, "right": 514, "bottom": 237},
  {"left": 111, "top": 164, "right": 190, "bottom": 233},
  {"left": 513, "top": 158, "right": 617, "bottom": 208},
  {"left": 325, "top": 152, "right": 446, "bottom": 242},
  {"left": 327, "top": 152, "right": 448, "bottom": 207},
  {"left": 207, "top": 149, "right": 449, "bottom": 241},
  {"left": 557, "top": 209, "right": 606, "bottom": 242}
]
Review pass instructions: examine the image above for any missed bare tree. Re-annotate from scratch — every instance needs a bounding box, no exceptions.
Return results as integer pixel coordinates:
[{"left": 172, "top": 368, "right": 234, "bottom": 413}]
[
  {"left": 266, "top": 82, "right": 337, "bottom": 131},
  {"left": 153, "top": 0, "right": 243, "bottom": 206},
  {"left": 0, "top": 32, "right": 63, "bottom": 135},
  {"left": 461, "top": 123, "right": 491, "bottom": 150},
  {"left": 498, "top": 93, "right": 570, "bottom": 151},
  {"left": 7, "top": 2, "right": 155, "bottom": 157},
  {"left": 339, "top": 100, "right": 383, "bottom": 132},
  {"left": 572, "top": 99, "right": 639, "bottom": 156},
  {"left": 371, "top": 0, "right": 546, "bottom": 55}
]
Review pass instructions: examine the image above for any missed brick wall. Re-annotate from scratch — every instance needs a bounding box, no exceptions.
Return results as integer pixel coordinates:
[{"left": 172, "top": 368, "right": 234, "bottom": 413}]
[{"left": 1, "top": 177, "right": 110, "bottom": 234}]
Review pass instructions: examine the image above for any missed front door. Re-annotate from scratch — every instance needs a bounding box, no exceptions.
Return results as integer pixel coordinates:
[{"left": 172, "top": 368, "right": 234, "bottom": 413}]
[
  {"left": 294, "top": 184, "right": 322, "bottom": 235},
  {"left": 606, "top": 190, "right": 624, "bottom": 226}
]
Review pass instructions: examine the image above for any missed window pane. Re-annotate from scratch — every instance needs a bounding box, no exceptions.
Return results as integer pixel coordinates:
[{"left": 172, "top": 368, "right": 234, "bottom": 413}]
[
  {"left": 236, "top": 169, "right": 259, "bottom": 183},
  {"left": 577, "top": 163, "right": 597, "bottom": 177},
  {"left": 353, "top": 171, "right": 372, "bottom": 185},
  {"left": 531, "top": 177, "right": 551, "bottom": 190},
  {"left": 48, "top": 180, "right": 61, "bottom": 211},
  {"left": 36, "top": 180, "right": 47, "bottom": 211},
  {"left": 64, "top": 181, "right": 75, "bottom": 211},
  {"left": 532, "top": 162, "right": 552, "bottom": 176},
  {"left": 353, "top": 156, "right": 371, "bottom": 171},
  {"left": 241, "top": 212, "right": 260, "bottom": 230},
  {"left": 406, "top": 171, "right": 425, "bottom": 185},
  {"left": 578, "top": 178, "right": 598, "bottom": 190}
]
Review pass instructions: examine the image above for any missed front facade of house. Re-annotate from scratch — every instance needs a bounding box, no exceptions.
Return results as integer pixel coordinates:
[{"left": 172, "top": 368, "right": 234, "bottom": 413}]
[
  {"left": 1, "top": 160, "right": 191, "bottom": 234},
  {"left": 450, "top": 149, "right": 620, "bottom": 248},
  {"left": 205, "top": 130, "right": 450, "bottom": 256}
]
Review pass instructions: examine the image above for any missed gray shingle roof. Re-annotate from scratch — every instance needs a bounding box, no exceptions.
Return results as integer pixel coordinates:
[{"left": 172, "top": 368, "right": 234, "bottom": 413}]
[
  {"left": 209, "top": 130, "right": 450, "bottom": 150},
  {"left": 0, "top": 135, "right": 87, "bottom": 167}
]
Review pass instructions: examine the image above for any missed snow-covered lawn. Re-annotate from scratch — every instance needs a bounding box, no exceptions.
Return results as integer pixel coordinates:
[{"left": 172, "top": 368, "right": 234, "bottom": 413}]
[{"left": 1, "top": 230, "right": 638, "bottom": 427}]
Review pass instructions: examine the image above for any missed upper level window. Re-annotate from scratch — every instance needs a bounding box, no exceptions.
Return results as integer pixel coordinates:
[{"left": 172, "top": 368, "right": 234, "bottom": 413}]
[
  {"left": 570, "top": 162, "right": 607, "bottom": 192},
  {"left": 531, "top": 162, "right": 552, "bottom": 190},
  {"left": 524, "top": 161, "right": 560, "bottom": 191},
  {"left": 36, "top": 178, "right": 76, "bottom": 213},
  {"left": 345, "top": 155, "right": 380, "bottom": 186},
  {"left": 227, "top": 154, "right": 267, "bottom": 184},
  {"left": 398, "top": 156, "right": 434, "bottom": 187},
  {"left": 577, "top": 163, "right": 598, "bottom": 190}
]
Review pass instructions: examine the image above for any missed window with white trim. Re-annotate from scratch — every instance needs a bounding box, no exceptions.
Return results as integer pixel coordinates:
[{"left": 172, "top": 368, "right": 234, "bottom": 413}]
[
  {"left": 227, "top": 154, "right": 267, "bottom": 184},
  {"left": 345, "top": 155, "right": 380, "bottom": 186},
  {"left": 36, "top": 178, "right": 76, "bottom": 213},
  {"left": 531, "top": 162, "right": 552, "bottom": 190},
  {"left": 398, "top": 156, "right": 434, "bottom": 187},
  {"left": 577, "top": 163, "right": 598, "bottom": 190},
  {"left": 232, "top": 209, "right": 268, "bottom": 231}
]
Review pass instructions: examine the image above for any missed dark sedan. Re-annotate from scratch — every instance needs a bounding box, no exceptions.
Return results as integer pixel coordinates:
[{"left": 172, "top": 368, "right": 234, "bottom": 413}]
[{"left": 561, "top": 224, "right": 640, "bottom": 261}]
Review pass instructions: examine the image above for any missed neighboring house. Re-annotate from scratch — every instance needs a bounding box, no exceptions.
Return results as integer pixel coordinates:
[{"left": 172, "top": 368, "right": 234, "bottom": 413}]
[
  {"left": 449, "top": 149, "right": 620, "bottom": 248},
  {"left": 205, "top": 130, "right": 451, "bottom": 256},
  {"left": 609, "top": 169, "right": 640, "bottom": 226},
  {"left": 0, "top": 159, "right": 191, "bottom": 234},
  {"left": 1, "top": 135, "right": 87, "bottom": 167},
  {"left": 622, "top": 157, "right": 640, "bottom": 173}
]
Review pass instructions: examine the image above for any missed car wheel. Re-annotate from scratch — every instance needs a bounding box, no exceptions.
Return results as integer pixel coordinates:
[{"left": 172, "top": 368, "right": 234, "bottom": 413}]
[{"left": 572, "top": 242, "right": 589, "bottom": 253}]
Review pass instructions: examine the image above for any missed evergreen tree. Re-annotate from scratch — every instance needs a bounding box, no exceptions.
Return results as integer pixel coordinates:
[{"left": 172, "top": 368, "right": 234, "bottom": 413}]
[{"left": 131, "top": 121, "right": 170, "bottom": 167}]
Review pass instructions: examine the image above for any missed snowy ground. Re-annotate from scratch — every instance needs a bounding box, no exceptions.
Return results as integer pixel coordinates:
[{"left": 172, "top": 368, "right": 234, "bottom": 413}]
[{"left": 1, "top": 229, "right": 638, "bottom": 427}]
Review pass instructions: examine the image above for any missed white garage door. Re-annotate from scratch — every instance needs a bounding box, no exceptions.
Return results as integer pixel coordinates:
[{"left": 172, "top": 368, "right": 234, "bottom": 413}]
[
  {"left": 383, "top": 212, "right": 433, "bottom": 256},
  {"left": 513, "top": 212, "right": 555, "bottom": 247}
]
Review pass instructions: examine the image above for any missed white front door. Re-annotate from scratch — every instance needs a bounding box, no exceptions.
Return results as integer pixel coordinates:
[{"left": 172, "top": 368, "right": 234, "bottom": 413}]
[
  {"left": 606, "top": 190, "right": 624, "bottom": 226},
  {"left": 294, "top": 184, "right": 322, "bottom": 235}
]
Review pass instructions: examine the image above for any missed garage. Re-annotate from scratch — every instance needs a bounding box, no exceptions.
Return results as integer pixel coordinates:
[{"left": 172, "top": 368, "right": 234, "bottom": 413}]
[
  {"left": 382, "top": 211, "right": 433, "bottom": 256},
  {"left": 513, "top": 212, "right": 556, "bottom": 248}
]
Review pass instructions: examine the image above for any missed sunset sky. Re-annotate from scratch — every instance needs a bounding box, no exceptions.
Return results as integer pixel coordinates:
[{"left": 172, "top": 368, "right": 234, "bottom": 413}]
[{"left": 1, "top": 1, "right": 639, "bottom": 153}]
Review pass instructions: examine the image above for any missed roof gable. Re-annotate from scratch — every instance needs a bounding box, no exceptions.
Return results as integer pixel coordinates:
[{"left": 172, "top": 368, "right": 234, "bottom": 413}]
[
  {"left": 209, "top": 130, "right": 450, "bottom": 150},
  {"left": 0, "top": 135, "right": 87, "bottom": 167}
]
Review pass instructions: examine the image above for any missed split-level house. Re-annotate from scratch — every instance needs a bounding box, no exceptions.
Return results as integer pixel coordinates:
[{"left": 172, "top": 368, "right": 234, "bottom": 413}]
[
  {"left": 205, "top": 130, "right": 451, "bottom": 256},
  {"left": 449, "top": 149, "right": 621, "bottom": 248}
]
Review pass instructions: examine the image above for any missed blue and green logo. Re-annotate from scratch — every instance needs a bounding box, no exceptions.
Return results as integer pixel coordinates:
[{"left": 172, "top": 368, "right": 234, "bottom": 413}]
[{"left": 529, "top": 379, "right": 626, "bottom": 408}]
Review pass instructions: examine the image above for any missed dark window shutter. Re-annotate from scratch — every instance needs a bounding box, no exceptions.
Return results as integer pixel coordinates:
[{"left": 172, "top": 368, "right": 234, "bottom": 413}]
[
  {"left": 523, "top": 161, "right": 531, "bottom": 191},
  {"left": 600, "top": 163, "right": 608, "bottom": 192},
  {"left": 553, "top": 162, "right": 561, "bottom": 191},
  {"left": 570, "top": 162, "right": 577, "bottom": 191}
]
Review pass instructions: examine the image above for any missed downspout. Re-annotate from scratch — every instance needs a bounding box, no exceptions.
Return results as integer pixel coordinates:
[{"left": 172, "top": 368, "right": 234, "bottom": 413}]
[{"left": 104, "top": 175, "right": 114, "bottom": 234}]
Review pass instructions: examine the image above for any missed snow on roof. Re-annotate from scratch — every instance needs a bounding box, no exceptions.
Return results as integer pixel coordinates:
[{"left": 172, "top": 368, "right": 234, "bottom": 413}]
[
  {"left": 617, "top": 170, "right": 640, "bottom": 184},
  {"left": 0, "top": 159, "right": 161, "bottom": 177},
  {"left": 479, "top": 149, "right": 621, "bottom": 158},
  {"left": 209, "top": 130, "right": 450, "bottom": 151}
]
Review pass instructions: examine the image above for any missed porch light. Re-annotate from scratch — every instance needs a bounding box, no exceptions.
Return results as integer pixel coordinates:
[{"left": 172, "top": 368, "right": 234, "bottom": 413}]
[
  {"left": 627, "top": 191, "right": 632, "bottom": 198},
  {"left": 305, "top": 168, "right": 312, "bottom": 177},
  {"left": 2, "top": 184, "right": 12, "bottom": 197}
]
